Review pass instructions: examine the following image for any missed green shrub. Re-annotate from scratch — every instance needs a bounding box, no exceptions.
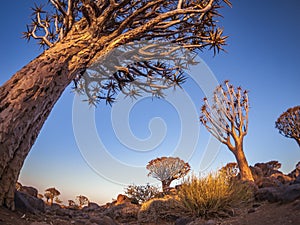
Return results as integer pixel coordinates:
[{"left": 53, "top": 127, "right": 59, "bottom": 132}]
[
  {"left": 178, "top": 172, "right": 253, "bottom": 218},
  {"left": 125, "top": 183, "right": 160, "bottom": 204}
]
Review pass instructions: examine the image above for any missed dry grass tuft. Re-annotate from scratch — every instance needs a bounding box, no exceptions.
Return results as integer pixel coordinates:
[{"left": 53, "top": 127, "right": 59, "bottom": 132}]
[{"left": 178, "top": 172, "right": 253, "bottom": 218}]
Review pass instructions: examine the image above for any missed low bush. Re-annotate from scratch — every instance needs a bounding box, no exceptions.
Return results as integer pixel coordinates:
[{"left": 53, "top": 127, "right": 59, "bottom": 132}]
[
  {"left": 178, "top": 172, "right": 253, "bottom": 218},
  {"left": 125, "top": 183, "right": 160, "bottom": 204}
]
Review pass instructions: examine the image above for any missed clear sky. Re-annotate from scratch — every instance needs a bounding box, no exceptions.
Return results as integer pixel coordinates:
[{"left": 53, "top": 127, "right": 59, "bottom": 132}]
[{"left": 1, "top": 0, "right": 300, "bottom": 205}]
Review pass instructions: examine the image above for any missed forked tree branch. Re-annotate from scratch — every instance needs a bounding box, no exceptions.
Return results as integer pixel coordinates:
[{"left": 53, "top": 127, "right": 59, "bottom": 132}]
[{"left": 200, "top": 80, "right": 249, "bottom": 151}]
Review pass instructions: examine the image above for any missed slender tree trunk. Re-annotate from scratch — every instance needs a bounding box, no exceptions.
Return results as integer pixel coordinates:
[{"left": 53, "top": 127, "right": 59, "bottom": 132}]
[
  {"left": 232, "top": 142, "right": 254, "bottom": 181},
  {"left": 162, "top": 180, "right": 172, "bottom": 192},
  {"left": 0, "top": 23, "right": 110, "bottom": 209}
]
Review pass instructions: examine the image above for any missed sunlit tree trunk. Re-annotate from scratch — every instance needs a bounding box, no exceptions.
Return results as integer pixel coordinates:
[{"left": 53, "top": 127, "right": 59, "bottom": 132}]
[
  {"left": 231, "top": 141, "right": 253, "bottom": 181},
  {"left": 162, "top": 180, "right": 172, "bottom": 192},
  {"left": 0, "top": 27, "right": 106, "bottom": 209}
]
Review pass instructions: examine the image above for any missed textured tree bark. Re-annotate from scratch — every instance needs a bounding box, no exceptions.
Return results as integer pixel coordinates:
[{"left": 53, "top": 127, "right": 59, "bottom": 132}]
[
  {"left": 232, "top": 142, "right": 254, "bottom": 181},
  {"left": 162, "top": 179, "right": 172, "bottom": 192},
  {"left": 0, "top": 25, "right": 108, "bottom": 209}
]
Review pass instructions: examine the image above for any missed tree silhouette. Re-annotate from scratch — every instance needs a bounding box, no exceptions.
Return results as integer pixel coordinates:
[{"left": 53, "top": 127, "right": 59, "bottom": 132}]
[
  {"left": 44, "top": 187, "right": 61, "bottom": 205},
  {"left": 275, "top": 105, "right": 300, "bottom": 147},
  {"left": 0, "top": 0, "right": 231, "bottom": 209},
  {"left": 200, "top": 80, "right": 254, "bottom": 181},
  {"left": 146, "top": 156, "right": 190, "bottom": 192},
  {"left": 68, "top": 199, "right": 76, "bottom": 207},
  {"left": 76, "top": 195, "right": 89, "bottom": 208}
]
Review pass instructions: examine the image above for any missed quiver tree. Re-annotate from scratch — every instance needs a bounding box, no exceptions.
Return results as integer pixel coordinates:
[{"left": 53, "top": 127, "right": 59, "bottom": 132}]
[
  {"left": 76, "top": 195, "right": 89, "bottom": 208},
  {"left": 68, "top": 199, "right": 76, "bottom": 207},
  {"left": 146, "top": 156, "right": 190, "bottom": 192},
  {"left": 200, "top": 80, "right": 254, "bottom": 181},
  {"left": 0, "top": 0, "right": 231, "bottom": 209},
  {"left": 44, "top": 187, "right": 61, "bottom": 205},
  {"left": 275, "top": 106, "right": 300, "bottom": 147}
]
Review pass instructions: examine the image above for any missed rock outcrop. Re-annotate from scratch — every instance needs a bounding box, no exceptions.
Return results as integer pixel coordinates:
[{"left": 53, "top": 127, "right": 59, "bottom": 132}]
[{"left": 14, "top": 190, "right": 45, "bottom": 214}]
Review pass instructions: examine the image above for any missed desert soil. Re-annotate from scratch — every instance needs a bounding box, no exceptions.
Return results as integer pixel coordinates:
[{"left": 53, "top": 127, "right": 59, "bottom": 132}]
[{"left": 0, "top": 200, "right": 300, "bottom": 225}]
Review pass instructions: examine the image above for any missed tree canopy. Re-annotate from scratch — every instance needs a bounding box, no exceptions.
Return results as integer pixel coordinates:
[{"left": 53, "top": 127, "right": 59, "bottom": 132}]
[
  {"left": 275, "top": 105, "right": 300, "bottom": 147},
  {"left": 24, "top": 0, "right": 231, "bottom": 105},
  {"left": 147, "top": 156, "right": 190, "bottom": 191}
]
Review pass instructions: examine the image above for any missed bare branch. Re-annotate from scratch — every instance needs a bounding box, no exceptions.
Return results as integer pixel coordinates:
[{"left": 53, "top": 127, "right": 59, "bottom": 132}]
[{"left": 200, "top": 81, "right": 250, "bottom": 151}]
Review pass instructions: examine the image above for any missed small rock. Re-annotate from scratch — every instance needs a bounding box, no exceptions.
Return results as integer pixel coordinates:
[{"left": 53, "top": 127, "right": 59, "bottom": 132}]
[
  {"left": 248, "top": 208, "right": 256, "bottom": 213},
  {"left": 204, "top": 219, "right": 217, "bottom": 225},
  {"left": 175, "top": 217, "right": 194, "bottom": 225},
  {"left": 252, "top": 203, "right": 261, "bottom": 208}
]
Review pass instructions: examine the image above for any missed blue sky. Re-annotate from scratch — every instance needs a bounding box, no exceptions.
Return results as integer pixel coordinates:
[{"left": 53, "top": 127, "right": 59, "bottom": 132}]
[{"left": 1, "top": 1, "right": 300, "bottom": 205}]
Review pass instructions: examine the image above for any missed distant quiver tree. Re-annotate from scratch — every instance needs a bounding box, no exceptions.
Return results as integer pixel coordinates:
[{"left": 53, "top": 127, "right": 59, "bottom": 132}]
[
  {"left": 44, "top": 187, "right": 61, "bottom": 205},
  {"left": 0, "top": 0, "right": 231, "bottom": 209},
  {"left": 146, "top": 156, "right": 190, "bottom": 192},
  {"left": 76, "top": 195, "right": 89, "bottom": 208},
  {"left": 275, "top": 105, "right": 300, "bottom": 147},
  {"left": 200, "top": 80, "right": 254, "bottom": 181}
]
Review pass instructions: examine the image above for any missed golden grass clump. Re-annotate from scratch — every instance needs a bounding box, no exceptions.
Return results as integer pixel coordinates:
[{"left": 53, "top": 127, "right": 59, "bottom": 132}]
[{"left": 178, "top": 172, "right": 253, "bottom": 218}]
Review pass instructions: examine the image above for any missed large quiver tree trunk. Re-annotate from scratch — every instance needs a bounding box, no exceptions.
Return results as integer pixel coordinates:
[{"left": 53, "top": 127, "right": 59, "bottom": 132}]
[{"left": 0, "top": 28, "right": 98, "bottom": 209}]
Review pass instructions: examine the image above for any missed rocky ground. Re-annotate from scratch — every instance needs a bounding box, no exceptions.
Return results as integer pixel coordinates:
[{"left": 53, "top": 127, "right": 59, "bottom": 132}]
[
  {"left": 0, "top": 200, "right": 300, "bottom": 225},
  {"left": 1, "top": 161, "right": 300, "bottom": 225}
]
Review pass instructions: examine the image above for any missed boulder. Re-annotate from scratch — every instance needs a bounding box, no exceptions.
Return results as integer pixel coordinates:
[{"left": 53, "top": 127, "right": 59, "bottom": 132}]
[
  {"left": 254, "top": 187, "right": 282, "bottom": 203},
  {"left": 270, "top": 173, "right": 293, "bottom": 184},
  {"left": 15, "top": 191, "right": 45, "bottom": 214},
  {"left": 254, "top": 161, "right": 282, "bottom": 177},
  {"left": 19, "top": 186, "right": 38, "bottom": 197},
  {"left": 258, "top": 177, "right": 281, "bottom": 188},
  {"left": 116, "top": 194, "right": 131, "bottom": 205},
  {"left": 104, "top": 201, "right": 140, "bottom": 223},
  {"left": 281, "top": 184, "right": 300, "bottom": 203},
  {"left": 138, "top": 196, "right": 188, "bottom": 224},
  {"left": 82, "top": 202, "right": 101, "bottom": 212},
  {"left": 255, "top": 184, "right": 300, "bottom": 203}
]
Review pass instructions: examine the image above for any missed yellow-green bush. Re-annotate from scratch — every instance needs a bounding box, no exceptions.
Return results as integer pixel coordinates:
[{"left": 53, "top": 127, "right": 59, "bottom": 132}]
[{"left": 178, "top": 172, "right": 253, "bottom": 218}]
